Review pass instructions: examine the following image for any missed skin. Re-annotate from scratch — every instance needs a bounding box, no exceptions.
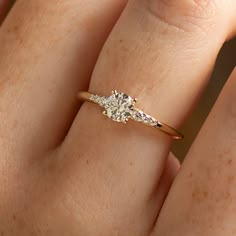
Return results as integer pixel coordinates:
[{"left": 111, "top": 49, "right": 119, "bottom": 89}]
[{"left": 0, "top": 0, "right": 235, "bottom": 235}]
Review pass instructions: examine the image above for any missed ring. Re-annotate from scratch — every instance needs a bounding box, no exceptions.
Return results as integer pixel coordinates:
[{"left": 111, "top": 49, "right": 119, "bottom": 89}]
[{"left": 78, "top": 90, "right": 184, "bottom": 140}]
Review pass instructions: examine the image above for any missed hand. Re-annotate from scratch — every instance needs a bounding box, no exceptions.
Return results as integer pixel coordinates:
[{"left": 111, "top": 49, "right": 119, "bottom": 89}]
[{"left": 0, "top": 0, "right": 235, "bottom": 235}]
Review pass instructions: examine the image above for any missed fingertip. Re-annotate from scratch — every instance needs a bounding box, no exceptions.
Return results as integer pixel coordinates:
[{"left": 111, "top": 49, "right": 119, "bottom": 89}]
[{"left": 167, "top": 153, "right": 181, "bottom": 178}]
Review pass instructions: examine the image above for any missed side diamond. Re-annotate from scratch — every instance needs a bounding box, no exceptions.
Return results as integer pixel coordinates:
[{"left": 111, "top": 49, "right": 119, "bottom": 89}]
[
  {"left": 132, "top": 111, "right": 156, "bottom": 126},
  {"left": 133, "top": 111, "right": 144, "bottom": 122},
  {"left": 90, "top": 94, "right": 106, "bottom": 106}
]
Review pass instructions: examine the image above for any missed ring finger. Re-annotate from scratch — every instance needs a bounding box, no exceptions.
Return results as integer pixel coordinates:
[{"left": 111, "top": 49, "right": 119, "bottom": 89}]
[{"left": 61, "top": 0, "right": 236, "bottom": 234}]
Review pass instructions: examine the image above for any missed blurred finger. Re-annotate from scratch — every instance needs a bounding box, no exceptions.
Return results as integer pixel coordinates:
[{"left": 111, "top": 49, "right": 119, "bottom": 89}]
[{"left": 154, "top": 68, "right": 236, "bottom": 235}]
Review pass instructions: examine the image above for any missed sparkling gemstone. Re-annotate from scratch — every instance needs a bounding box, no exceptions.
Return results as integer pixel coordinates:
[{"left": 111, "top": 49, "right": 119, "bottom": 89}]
[
  {"left": 132, "top": 110, "right": 156, "bottom": 125},
  {"left": 104, "top": 92, "right": 134, "bottom": 123},
  {"left": 134, "top": 111, "right": 144, "bottom": 122},
  {"left": 90, "top": 95, "right": 106, "bottom": 106},
  {"left": 146, "top": 116, "right": 156, "bottom": 126}
]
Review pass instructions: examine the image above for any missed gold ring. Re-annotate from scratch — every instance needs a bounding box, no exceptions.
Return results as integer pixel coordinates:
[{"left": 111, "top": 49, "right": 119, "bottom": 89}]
[{"left": 78, "top": 90, "right": 184, "bottom": 140}]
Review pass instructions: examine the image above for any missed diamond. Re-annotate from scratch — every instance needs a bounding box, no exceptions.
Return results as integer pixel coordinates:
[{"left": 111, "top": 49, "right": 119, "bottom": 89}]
[
  {"left": 132, "top": 110, "right": 156, "bottom": 126},
  {"left": 146, "top": 116, "right": 156, "bottom": 126},
  {"left": 103, "top": 91, "right": 135, "bottom": 123},
  {"left": 133, "top": 111, "right": 144, "bottom": 122},
  {"left": 90, "top": 94, "right": 106, "bottom": 106}
]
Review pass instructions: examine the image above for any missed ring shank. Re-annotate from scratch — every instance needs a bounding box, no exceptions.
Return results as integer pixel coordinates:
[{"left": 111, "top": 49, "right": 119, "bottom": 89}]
[
  {"left": 78, "top": 91, "right": 184, "bottom": 140},
  {"left": 78, "top": 91, "right": 94, "bottom": 102},
  {"left": 146, "top": 118, "right": 183, "bottom": 140}
]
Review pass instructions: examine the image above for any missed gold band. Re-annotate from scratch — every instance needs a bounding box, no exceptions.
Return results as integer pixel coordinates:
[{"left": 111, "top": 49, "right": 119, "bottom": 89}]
[{"left": 78, "top": 91, "right": 184, "bottom": 140}]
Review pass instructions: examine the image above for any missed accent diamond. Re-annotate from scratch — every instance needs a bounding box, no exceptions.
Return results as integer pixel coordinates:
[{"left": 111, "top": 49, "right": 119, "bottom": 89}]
[
  {"left": 90, "top": 94, "right": 106, "bottom": 106},
  {"left": 132, "top": 110, "right": 156, "bottom": 126}
]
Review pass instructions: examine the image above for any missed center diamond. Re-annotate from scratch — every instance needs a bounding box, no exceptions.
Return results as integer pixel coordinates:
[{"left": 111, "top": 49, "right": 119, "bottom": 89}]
[{"left": 103, "top": 91, "right": 135, "bottom": 123}]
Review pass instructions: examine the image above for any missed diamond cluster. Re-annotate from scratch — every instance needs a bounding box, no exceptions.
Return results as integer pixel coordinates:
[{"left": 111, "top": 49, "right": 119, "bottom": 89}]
[{"left": 90, "top": 91, "right": 157, "bottom": 126}]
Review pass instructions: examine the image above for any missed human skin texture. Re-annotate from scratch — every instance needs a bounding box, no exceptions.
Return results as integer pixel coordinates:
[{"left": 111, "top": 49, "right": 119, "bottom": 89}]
[{"left": 0, "top": 0, "right": 236, "bottom": 235}]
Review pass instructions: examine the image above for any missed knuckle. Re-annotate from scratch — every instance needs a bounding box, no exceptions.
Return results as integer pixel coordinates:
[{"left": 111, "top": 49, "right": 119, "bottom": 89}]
[{"left": 145, "top": 0, "right": 219, "bottom": 33}]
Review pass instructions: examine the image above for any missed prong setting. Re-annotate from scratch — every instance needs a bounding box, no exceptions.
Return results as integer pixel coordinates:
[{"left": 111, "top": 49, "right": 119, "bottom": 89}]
[{"left": 112, "top": 90, "right": 118, "bottom": 96}]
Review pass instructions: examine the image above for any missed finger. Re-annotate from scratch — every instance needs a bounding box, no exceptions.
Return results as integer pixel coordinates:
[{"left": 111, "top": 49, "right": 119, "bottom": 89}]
[
  {"left": 155, "top": 153, "right": 180, "bottom": 215},
  {"left": 0, "top": 0, "right": 127, "bottom": 155},
  {"left": 154, "top": 67, "right": 236, "bottom": 236},
  {"left": 0, "top": 0, "right": 12, "bottom": 24},
  {"left": 62, "top": 0, "right": 236, "bottom": 233}
]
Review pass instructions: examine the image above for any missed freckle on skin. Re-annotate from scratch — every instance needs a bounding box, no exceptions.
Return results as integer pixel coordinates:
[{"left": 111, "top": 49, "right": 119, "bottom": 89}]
[
  {"left": 227, "top": 159, "right": 233, "bottom": 165},
  {"left": 13, "top": 120, "right": 18, "bottom": 129},
  {"left": 192, "top": 186, "right": 208, "bottom": 202},
  {"left": 12, "top": 214, "right": 17, "bottom": 221},
  {"left": 12, "top": 214, "right": 27, "bottom": 230},
  {"left": 37, "top": 228, "right": 41, "bottom": 234},
  {"left": 227, "top": 175, "right": 234, "bottom": 184},
  {"left": 1, "top": 231, "right": 4, "bottom": 236},
  {"left": 86, "top": 159, "right": 89, "bottom": 165},
  {"left": 190, "top": 217, "right": 197, "bottom": 224},
  {"left": 6, "top": 25, "right": 19, "bottom": 35},
  {"left": 203, "top": 190, "right": 208, "bottom": 198},
  {"left": 129, "top": 162, "right": 133, "bottom": 166},
  {"left": 12, "top": 25, "right": 19, "bottom": 33}
]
